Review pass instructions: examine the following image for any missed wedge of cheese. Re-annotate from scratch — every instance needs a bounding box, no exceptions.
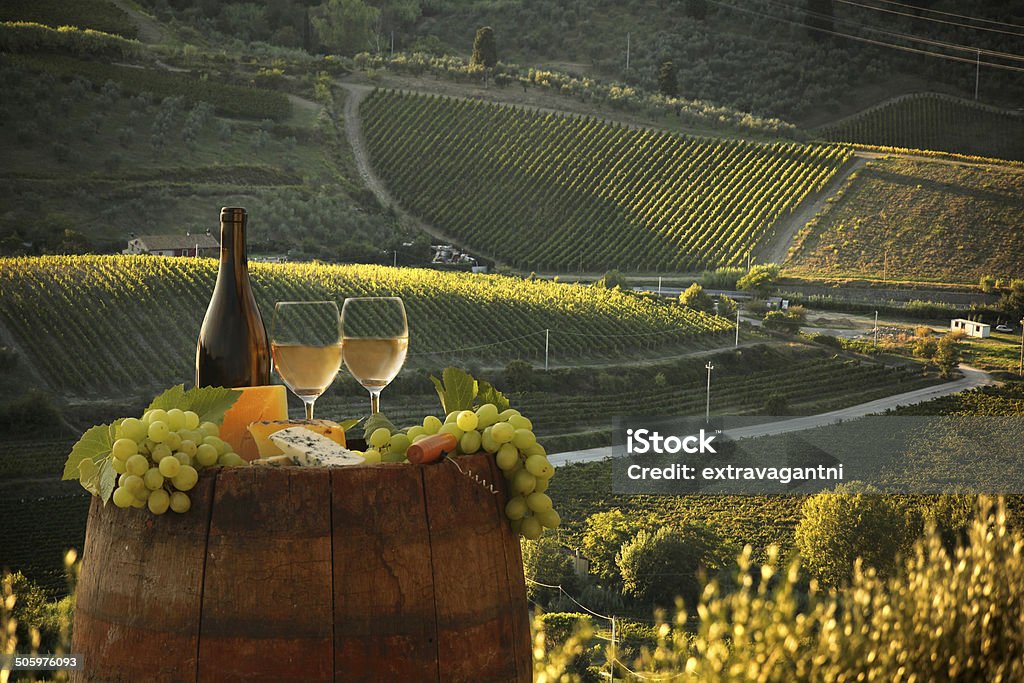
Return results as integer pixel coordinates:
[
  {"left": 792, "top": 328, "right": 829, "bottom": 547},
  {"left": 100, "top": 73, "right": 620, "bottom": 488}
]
[
  {"left": 247, "top": 419, "right": 348, "bottom": 458},
  {"left": 268, "top": 427, "right": 364, "bottom": 467},
  {"left": 220, "top": 386, "right": 289, "bottom": 460}
]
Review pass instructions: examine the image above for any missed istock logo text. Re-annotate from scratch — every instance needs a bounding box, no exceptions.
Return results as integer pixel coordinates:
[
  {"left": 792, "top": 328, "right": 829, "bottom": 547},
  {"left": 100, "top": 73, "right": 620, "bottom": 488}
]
[{"left": 626, "top": 428, "right": 717, "bottom": 455}]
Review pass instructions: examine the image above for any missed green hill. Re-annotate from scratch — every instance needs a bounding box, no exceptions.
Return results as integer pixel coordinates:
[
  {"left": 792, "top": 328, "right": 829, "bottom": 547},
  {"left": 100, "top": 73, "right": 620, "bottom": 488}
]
[
  {"left": 362, "top": 89, "right": 850, "bottom": 271},
  {"left": 785, "top": 156, "right": 1024, "bottom": 284},
  {"left": 817, "top": 93, "right": 1024, "bottom": 162}
]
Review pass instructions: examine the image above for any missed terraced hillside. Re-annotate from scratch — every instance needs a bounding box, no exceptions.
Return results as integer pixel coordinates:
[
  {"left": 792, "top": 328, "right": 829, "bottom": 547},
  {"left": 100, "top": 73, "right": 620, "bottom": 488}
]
[
  {"left": 0, "top": 256, "right": 732, "bottom": 395},
  {"left": 785, "top": 156, "right": 1024, "bottom": 284},
  {"left": 817, "top": 94, "right": 1024, "bottom": 162},
  {"left": 361, "top": 90, "right": 851, "bottom": 272}
]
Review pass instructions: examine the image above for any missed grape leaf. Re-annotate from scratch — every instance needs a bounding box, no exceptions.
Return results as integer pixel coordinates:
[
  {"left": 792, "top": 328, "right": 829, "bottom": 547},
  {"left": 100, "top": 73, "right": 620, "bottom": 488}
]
[
  {"left": 62, "top": 423, "right": 114, "bottom": 481},
  {"left": 182, "top": 386, "right": 241, "bottom": 424},
  {"left": 146, "top": 384, "right": 187, "bottom": 413},
  {"left": 477, "top": 379, "right": 511, "bottom": 412},
  {"left": 97, "top": 458, "right": 117, "bottom": 504},
  {"left": 363, "top": 413, "right": 397, "bottom": 441},
  {"left": 431, "top": 366, "right": 478, "bottom": 414}
]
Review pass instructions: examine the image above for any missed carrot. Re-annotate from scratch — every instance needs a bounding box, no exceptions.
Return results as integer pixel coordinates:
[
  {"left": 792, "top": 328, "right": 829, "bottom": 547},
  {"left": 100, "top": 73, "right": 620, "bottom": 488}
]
[{"left": 406, "top": 433, "right": 458, "bottom": 464}]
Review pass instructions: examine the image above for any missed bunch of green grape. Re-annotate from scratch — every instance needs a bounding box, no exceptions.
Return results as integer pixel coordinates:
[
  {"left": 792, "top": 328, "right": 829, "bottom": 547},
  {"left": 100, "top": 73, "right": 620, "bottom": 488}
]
[{"left": 97, "top": 408, "right": 245, "bottom": 515}]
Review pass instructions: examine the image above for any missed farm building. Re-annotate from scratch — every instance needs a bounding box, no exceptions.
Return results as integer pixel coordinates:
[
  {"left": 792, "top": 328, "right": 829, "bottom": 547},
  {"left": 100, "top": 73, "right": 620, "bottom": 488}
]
[
  {"left": 950, "top": 319, "right": 990, "bottom": 338},
  {"left": 124, "top": 234, "right": 220, "bottom": 257}
]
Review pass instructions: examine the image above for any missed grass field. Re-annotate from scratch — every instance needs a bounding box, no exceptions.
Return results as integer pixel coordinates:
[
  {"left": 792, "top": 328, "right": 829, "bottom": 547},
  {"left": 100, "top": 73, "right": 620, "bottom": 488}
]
[{"left": 784, "top": 156, "right": 1024, "bottom": 284}]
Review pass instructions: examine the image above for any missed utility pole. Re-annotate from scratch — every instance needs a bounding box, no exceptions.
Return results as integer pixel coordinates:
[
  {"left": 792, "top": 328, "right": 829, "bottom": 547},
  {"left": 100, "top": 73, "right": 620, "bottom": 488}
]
[
  {"left": 747, "top": 248, "right": 752, "bottom": 271},
  {"left": 1018, "top": 319, "right": 1023, "bottom": 376},
  {"left": 658, "top": 275, "right": 662, "bottom": 296},
  {"left": 391, "top": 31, "right": 395, "bottom": 57},
  {"left": 735, "top": 307, "right": 740, "bottom": 347},
  {"left": 625, "top": 33, "right": 630, "bottom": 72},
  {"left": 393, "top": 250, "right": 397, "bottom": 268},
  {"left": 975, "top": 49, "right": 980, "bottom": 101},
  {"left": 544, "top": 329, "right": 550, "bottom": 371},
  {"left": 874, "top": 311, "right": 879, "bottom": 347},
  {"left": 705, "top": 361, "right": 714, "bottom": 423}
]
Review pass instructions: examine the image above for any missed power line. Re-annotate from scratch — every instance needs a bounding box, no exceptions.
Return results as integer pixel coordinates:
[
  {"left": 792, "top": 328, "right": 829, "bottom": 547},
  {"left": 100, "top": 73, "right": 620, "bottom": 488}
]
[
  {"left": 706, "top": 0, "right": 1024, "bottom": 73},
  {"left": 867, "top": 0, "right": 1024, "bottom": 31},
  {"left": 834, "top": 0, "right": 1024, "bottom": 37}
]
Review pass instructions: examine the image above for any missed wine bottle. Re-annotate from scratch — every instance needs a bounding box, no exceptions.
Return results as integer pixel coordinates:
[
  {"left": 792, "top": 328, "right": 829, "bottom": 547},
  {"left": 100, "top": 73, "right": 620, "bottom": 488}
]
[{"left": 195, "top": 207, "right": 271, "bottom": 388}]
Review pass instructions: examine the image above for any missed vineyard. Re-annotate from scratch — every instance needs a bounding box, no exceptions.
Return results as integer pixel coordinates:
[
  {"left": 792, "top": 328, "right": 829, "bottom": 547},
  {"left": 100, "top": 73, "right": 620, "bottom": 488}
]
[
  {"left": 361, "top": 90, "right": 851, "bottom": 272},
  {"left": 0, "top": 256, "right": 731, "bottom": 395},
  {"left": 817, "top": 93, "right": 1024, "bottom": 162},
  {"left": 785, "top": 156, "right": 1024, "bottom": 283}
]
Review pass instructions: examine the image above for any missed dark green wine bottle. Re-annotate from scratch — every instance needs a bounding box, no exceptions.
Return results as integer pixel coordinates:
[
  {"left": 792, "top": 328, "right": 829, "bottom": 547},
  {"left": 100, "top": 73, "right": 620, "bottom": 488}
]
[{"left": 195, "top": 207, "right": 270, "bottom": 388}]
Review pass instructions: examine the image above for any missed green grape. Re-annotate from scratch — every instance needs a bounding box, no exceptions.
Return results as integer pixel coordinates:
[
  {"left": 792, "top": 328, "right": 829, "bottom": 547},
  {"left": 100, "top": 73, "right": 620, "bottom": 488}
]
[
  {"left": 158, "top": 457, "right": 181, "bottom": 478},
  {"left": 151, "top": 443, "right": 172, "bottom": 463},
  {"left": 513, "top": 469, "right": 537, "bottom": 495},
  {"left": 382, "top": 451, "right": 406, "bottom": 463},
  {"left": 178, "top": 440, "right": 198, "bottom": 457},
  {"left": 361, "top": 449, "right": 382, "bottom": 464},
  {"left": 125, "top": 454, "right": 149, "bottom": 476},
  {"left": 163, "top": 431, "right": 183, "bottom": 451},
  {"left": 422, "top": 415, "right": 443, "bottom": 434},
  {"left": 183, "top": 411, "right": 200, "bottom": 430},
  {"left": 444, "top": 411, "right": 460, "bottom": 424},
  {"left": 524, "top": 443, "right": 547, "bottom": 457},
  {"left": 496, "top": 444, "right": 519, "bottom": 470},
  {"left": 508, "top": 415, "right": 532, "bottom": 431},
  {"left": 195, "top": 443, "right": 218, "bottom": 467},
  {"left": 143, "top": 467, "right": 164, "bottom": 491},
  {"left": 412, "top": 434, "right": 429, "bottom": 443},
  {"left": 166, "top": 409, "right": 186, "bottom": 431},
  {"left": 537, "top": 509, "right": 561, "bottom": 529},
  {"left": 491, "top": 422, "right": 515, "bottom": 444},
  {"left": 130, "top": 496, "right": 146, "bottom": 509},
  {"left": 148, "top": 489, "right": 170, "bottom": 515},
  {"left": 474, "top": 403, "right": 499, "bottom": 429},
  {"left": 459, "top": 430, "right": 482, "bottom": 454},
  {"left": 148, "top": 420, "right": 170, "bottom": 443},
  {"left": 218, "top": 452, "right": 245, "bottom": 467},
  {"left": 510, "top": 518, "right": 523, "bottom": 534},
  {"left": 502, "top": 467, "right": 517, "bottom": 481},
  {"left": 512, "top": 429, "right": 536, "bottom": 450},
  {"left": 525, "top": 455, "right": 553, "bottom": 479},
  {"left": 520, "top": 516, "right": 542, "bottom": 540},
  {"left": 498, "top": 408, "right": 521, "bottom": 422},
  {"left": 199, "top": 421, "right": 219, "bottom": 438},
  {"left": 120, "top": 474, "right": 145, "bottom": 495},
  {"left": 118, "top": 417, "right": 147, "bottom": 443},
  {"left": 112, "top": 486, "right": 135, "bottom": 509},
  {"left": 388, "top": 433, "right": 411, "bottom": 455},
  {"left": 438, "top": 423, "right": 464, "bottom": 441},
  {"left": 455, "top": 410, "right": 478, "bottom": 432},
  {"left": 170, "top": 491, "right": 191, "bottom": 513},
  {"left": 505, "top": 496, "right": 528, "bottom": 520},
  {"left": 175, "top": 452, "right": 191, "bottom": 467},
  {"left": 203, "top": 436, "right": 230, "bottom": 455},
  {"left": 144, "top": 409, "right": 168, "bottom": 425},
  {"left": 369, "top": 428, "right": 391, "bottom": 449},
  {"left": 526, "top": 492, "right": 553, "bottom": 513},
  {"left": 141, "top": 438, "right": 157, "bottom": 454},
  {"left": 172, "top": 466, "right": 199, "bottom": 491},
  {"left": 406, "top": 425, "right": 426, "bottom": 441},
  {"left": 111, "top": 457, "right": 127, "bottom": 474},
  {"left": 111, "top": 438, "right": 138, "bottom": 461},
  {"left": 481, "top": 427, "right": 500, "bottom": 454},
  {"left": 533, "top": 477, "right": 549, "bottom": 493}
]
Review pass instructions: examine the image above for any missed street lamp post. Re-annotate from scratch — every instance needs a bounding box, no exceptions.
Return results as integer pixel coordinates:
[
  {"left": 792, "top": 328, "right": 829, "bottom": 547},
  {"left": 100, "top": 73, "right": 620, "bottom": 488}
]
[
  {"left": 1019, "top": 319, "right": 1024, "bottom": 376},
  {"left": 705, "top": 361, "right": 714, "bottom": 423}
]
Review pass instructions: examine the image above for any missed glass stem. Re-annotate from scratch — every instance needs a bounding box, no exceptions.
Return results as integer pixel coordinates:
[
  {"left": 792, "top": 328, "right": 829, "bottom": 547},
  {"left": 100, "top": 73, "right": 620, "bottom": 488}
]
[
  {"left": 369, "top": 389, "right": 382, "bottom": 415},
  {"left": 303, "top": 398, "right": 315, "bottom": 420}
]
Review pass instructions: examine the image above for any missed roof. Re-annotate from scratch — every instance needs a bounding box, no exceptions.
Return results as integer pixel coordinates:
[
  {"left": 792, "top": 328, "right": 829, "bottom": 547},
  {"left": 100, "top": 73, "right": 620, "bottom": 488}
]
[{"left": 134, "top": 234, "right": 220, "bottom": 250}]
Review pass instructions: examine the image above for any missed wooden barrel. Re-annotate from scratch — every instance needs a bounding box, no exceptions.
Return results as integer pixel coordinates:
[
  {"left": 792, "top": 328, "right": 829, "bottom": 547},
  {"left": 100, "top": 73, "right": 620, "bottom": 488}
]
[{"left": 71, "top": 453, "right": 531, "bottom": 683}]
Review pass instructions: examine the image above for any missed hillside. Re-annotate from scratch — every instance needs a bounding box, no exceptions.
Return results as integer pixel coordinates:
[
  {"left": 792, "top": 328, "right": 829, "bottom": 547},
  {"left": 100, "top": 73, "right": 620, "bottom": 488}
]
[
  {"left": 361, "top": 89, "right": 850, "bottom": 271},
  {"left": 0, "top": 255, "right": 732, "bottom": 395},
  {"left": 817, "top": 93, "right": 1024, "bottom": 162},
  {"left": 784, "top": 156, "right": 1024, "bottom": 284}
]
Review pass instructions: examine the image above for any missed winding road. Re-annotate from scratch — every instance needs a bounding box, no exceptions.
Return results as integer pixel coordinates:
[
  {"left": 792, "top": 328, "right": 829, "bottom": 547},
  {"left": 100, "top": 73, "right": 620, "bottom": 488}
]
[{"left": 548, "top": 364, "right": 998, "bottom": 466}]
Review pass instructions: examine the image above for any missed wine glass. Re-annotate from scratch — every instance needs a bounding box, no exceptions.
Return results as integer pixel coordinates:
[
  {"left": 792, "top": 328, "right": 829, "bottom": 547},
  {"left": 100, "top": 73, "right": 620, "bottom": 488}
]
[
  {"left": 341, "top": 297, "right": 409, "bottom": 415},
  {"left": 270, "top": 301, "right": 343, "bottom": 420}
]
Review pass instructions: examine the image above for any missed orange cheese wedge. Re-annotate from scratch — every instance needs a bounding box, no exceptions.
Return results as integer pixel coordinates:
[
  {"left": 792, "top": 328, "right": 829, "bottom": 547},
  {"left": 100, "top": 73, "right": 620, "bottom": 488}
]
[
  {"left": 220, "top": 385, "right": 289, "bottom": 461},
  {"left": 247, "top": 419, "right": 348, "bottom": 458}
]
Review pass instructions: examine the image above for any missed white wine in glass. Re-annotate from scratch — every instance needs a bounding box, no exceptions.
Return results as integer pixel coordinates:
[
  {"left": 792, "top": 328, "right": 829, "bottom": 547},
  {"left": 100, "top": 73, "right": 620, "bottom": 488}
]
[
  {"left": 341, "top": 297, "right": 408, "bottom": 415},
  {"left": 271, "top": 301, "right": 343, "bottom": 420}
]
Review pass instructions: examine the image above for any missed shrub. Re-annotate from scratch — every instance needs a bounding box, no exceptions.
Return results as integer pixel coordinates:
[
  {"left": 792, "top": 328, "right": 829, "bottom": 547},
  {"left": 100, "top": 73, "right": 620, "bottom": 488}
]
[
  {"left": 678, "top": 282, "right": 713, "bottom": 313},
  {"left": 794, "top": 482, "right": 916, "bottom": 585},
  {"left": 581, "top": 509, "right": 656, "bottom": 584},
  {"left": 593, "top": 269, "right": 629, "bottom": 290},
  {"left": 504, "top": 359, "right": 535, "bottom": 391},
  {"left": 913, "top": 337, "right": 938, "bottom": 360},
  {"left": 934, "top": 334, "right": 962, "bottom": 378},
  {"left": 618, "top": 524, "right": 733, "bottom": 606},
  {"left": 736, "top": 263, "right": 780, "bottom": 295},
  {"left": 522, "top": 535, "right": 577, "bottom": 605}
]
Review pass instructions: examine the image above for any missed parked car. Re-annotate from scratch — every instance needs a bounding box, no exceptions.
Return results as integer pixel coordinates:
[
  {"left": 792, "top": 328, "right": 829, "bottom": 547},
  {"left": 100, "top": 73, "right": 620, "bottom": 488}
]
[{"left": 995, "top": 324, "right": 1015, "bottom": 333}]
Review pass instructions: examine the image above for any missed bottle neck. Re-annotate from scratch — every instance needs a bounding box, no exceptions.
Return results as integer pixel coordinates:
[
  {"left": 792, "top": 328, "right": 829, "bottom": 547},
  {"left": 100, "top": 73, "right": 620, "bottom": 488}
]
[{"left": 219, "top": 221, "right": 248, "bottom": 279}]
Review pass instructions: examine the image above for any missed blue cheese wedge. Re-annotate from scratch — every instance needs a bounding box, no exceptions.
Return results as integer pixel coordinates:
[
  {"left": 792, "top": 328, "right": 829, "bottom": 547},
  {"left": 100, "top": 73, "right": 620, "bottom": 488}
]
[{"left": 268, "top": 427, "right": 365, "bottom": 467}]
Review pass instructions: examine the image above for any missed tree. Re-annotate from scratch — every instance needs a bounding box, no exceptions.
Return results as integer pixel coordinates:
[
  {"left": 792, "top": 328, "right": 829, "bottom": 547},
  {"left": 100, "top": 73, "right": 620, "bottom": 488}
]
[
  {"left": 999, "top": 279, "right": 1024, "bottom": 319},
  {"left": 471, "top": 26, "right": 497, "bottom": 69},
  {"left": 795, "top": 482, "right": 916, "bottom": 585},
  {"left": 736, "top": 263, "right": 780, "bottom": 296},
  {"left": 593, "top": 269, "right": 629, "bottom": 291},
  {"left": 678, "top": 283, "right": 712, "bottom": 313},
  {"left": 617, "top": 524, "right": 732, "bottom": 606},
  {"left": 657, "top": 60, "right": 678, "bottom": 97},
  {"left": 717, "top": 295, "right": 738, "bottom": 320},
  {"left": 805, "top": 0, "right": 834, "bottom": 40},
  {"left": 312, "top": 0, "right": 380, "bottom": 55},
  {"left": 762, "top": 306, "right": 805, "bottom": 334},
  {"left": 934, "top": 333, "right": 961, "bottom": 378},
  {"left": 581, "top": 509, "right": 655, "bottom": 584},
  {"left": 522, "top": 536, "right": 577, "bottom": 605},
  {"left": 503, "top": 359, "right": 534, "bottom": 391},
  {"left": 979, "top": 274, "right": 997, "bottom": 294}
]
